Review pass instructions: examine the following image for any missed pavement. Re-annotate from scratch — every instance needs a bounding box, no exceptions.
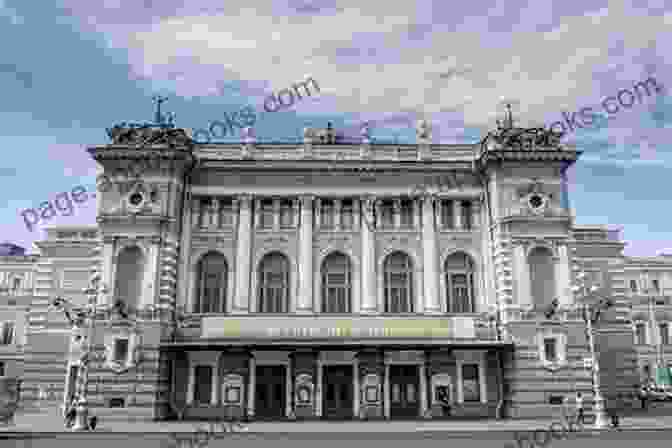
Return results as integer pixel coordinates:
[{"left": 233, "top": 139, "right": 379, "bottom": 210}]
[{"left": 4, "top": 405, "right": 672, "bottom": 433}]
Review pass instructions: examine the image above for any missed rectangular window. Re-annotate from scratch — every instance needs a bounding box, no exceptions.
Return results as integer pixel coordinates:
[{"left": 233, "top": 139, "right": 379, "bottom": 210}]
[
  {"left": 194, "top": 365, "right": 213, "bottom": 405},
  {"left": 280, "top": 199, "right": 294, "bottom": 228},
  {"left": 220, "top": 198, "right": 234, "bottom": 227},
  {"left": 462, "top": 364, "right": 480, "bottom": 402},
  {"left": 544, "top": 337, "right": 558, "bottom": 362},
  {"left": 341, "top": 199, "right": 354, "bottom": 229},
  {"left": 380, "top": 200, "right": 394, "bottom": 229},
  {"left": 636, "top": 324, "right": 647, "bottom": 345},
  {"left": 660, "top": 323, "right": 669, "bottom": 345},
  {"left": 630, "top": 280, "right": 638, "bottom": 293},
  {"left": 441, "top": 200, "right": 454, "bottom": 229},
  {"left": 260, "top": 199, "right": 274, "bottom": 229},
  {"left": 653, "top": 279, "right": 660, "bottom": 293},
  {"left": 320, "top": 199, "right": 335, "bottom": 228},
  {"left": 113, "top": 338, "right": 129, "bottom": 363},
  {"left": 0, "top": 361, "right": 5, "bottom": 377},
  {"left": 0, "top": 322, "right": 14, "bottom": 345},
  {"left": 400, "top": 199, "right": 414, "bottom": 228},
  {"left": 461, "top": 201, "right": 472, "bottom": 230}
]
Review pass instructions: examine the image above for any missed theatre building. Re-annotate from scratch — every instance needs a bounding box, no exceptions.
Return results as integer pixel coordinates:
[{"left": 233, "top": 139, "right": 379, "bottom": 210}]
[{"left": 13, "top": 114, "right": 641, "bottom": 422}]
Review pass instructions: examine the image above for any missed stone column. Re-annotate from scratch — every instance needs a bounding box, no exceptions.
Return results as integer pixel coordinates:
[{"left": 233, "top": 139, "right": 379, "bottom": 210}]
[
  {"left": 353, "top": 198, "right": 361, "bottom": 230},
  {"left": 422, "top": 196, "right": 440, "bottom": 313},
  {"left": 213, "top": 198, "right": 221, "bottom": 229},
  {"left": 234, "top": 195, "right": 253, "bottom": 312},
  {"left": 286, "top": 359, "right": 293, "bottom": 417},
  {"left": 514, "top": 243, "right": 531, "bottom": 307},
  {"left": 298, "top": 195, "right": 314, "bottom": 313},
  {"left": 361, "top": 197, "right": 377, "bottom": 313},
  {"left": 353, "top": 358, "right": 360, "bottom": 418},
  {"left": 316, "top": 360, "right": 323, "bottom": 417},
  {"left": 472, "top": 201, "right": 481, "bottom": 229},
  {"left": 419, "top": 363, "right": 428, "bottom": 418},
  {"left": 334, "top": 199, "right": 342, "bottom": 231},
  {"left": 273, "top": 198, "right": 280, "bottom": 232},
  {"left": 454, "top": 200, "right": 462, "bottom": 230},
  {"left": 254, "top": 198, "right": 261, "bottom": 229},
  {"left": 414, "top": 198, "right": 421, "bottom": 229},
  {"left": 555, "top": 244, "right": 571, "bottom": 306},
  {"left": 393, "top": 199, "right": 401, "bottom": 229},
  {"left": 102, "top": 238, "right": 115, "bottom": 307},
  {"left": 315, "top": 198, "right": 322, "bottom": 230},
  {"left": 247, "top": 355, "right": 256, "bottom": 418},
  {"left": 383, "top": 363, "right": 390, "bottom": 419},
  {"left": 191, "top": 197, "right": 201, "bottom": 229}
]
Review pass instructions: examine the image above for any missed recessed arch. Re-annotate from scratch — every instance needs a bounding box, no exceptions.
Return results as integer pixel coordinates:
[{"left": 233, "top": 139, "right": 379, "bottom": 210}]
[
  {"left": 528, "top": 246, "right": 556, "bottom": 309},
  {"left": 444, "top": 251, "right": 476, "bottom": 313},
  {"left": 113, "top": 246, "right": 144, "bottom": 311},
  {"left": 382, "top": 251, "right": 414, "bottom": 313},
  {"left": 194, "top": 251, "right": 228, "bottom": 314},
  {"left": 257, "top": 251, "right": 290, "bottom": 313},
  {"left": 320, "top": 251, "right": 352, "bottom": 313}
]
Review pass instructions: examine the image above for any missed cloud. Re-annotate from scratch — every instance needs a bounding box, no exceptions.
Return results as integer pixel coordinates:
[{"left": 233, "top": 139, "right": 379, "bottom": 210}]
[{"left": 0, "top": 0, "right": 23, "bottom": 24}]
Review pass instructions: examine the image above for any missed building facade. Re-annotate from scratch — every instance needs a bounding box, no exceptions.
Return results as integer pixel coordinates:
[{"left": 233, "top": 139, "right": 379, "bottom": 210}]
[{"left": 4, "top": 118, "right": 669, "bottom": 421}]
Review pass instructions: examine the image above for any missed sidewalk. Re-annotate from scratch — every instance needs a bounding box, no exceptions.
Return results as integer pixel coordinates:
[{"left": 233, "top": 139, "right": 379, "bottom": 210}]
[{"left": 4, "top": 407, "right": 672, "bottom": 433}]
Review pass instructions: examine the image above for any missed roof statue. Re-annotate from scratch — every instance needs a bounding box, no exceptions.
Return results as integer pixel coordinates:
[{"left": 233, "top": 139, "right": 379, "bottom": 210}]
[
  {"left": 481, "top": 103, "right": 564, "bottom": 151},
  {"left": 105, "top": 96, "right": 192, "bottom": 147}
]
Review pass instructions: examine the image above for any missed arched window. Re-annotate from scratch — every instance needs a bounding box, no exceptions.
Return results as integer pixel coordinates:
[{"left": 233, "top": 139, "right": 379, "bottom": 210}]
[
  {"left": 444, "top": 252, "right": 476, "bottom": 313},
  {"left": 383, "top": 252, "right": 414, "bottom": 313},
  {"left": 321, "top": 252, "right": 352, "bottom": 313},
  {"left": 528, "top": 246, "right": 556, "bottom": 309},
  {"left": 195, "top": 252, "right": 228, "bottom": 313},
  {"left": 113, "top": 246, "right": 144, "bottom": 311},
  {"left": 258, "top": 252, "right": 290, "bottom": 313}
]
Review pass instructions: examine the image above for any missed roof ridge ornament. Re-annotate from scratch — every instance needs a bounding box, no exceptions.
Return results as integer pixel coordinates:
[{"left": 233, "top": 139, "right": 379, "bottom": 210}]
[{"left": 482, "top": 102, "right": 564, "bottom": 152}]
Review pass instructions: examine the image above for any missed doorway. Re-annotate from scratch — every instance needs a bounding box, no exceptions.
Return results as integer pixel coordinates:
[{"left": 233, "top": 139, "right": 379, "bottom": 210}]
[
  {"left": 255, "top": 365, "right": 286, "bottom": 419},
  {"left": 323, "top": 365, "right": 354, "bottom": 419},
  {"left": 389, "top": 365, "right": 419, "bottom": 418}
]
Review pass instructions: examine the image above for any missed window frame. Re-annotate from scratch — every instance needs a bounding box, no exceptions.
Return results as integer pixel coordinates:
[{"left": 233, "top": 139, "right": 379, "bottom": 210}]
[
  {"left": 383, "top": 252, "right": 414, "bottom": 313},
  {"left": 195, "top": 252, "right": 228, "bottom": 314},
  {"left": 0, "top": 322, "right": 14, "bottom": 345},
  {"left": 444, "top": 252, "right": 476, "bottom": 314},
  {"left": 440, "top": 199, "right": 454, "bottom": 229},
  {"left": 113, "top": 338, "right": 129, "bottom": 363},
  {"left": 321, "top": 252, "right": 352, "bottom": 314},
  {"left": 461, "top": 363, "right": 481, "bottom": 402},
  {"left": 635, "top": 323, "right": 647, "bottom": 345},
  {"left": 258, "top": 252, "right": 290, "bottom": 314},
  {"left": 193, "top": 365, "right": 214, "bottom": 406},
  {"left": 528, "top": 246, "right": 556, "bottom": 310},
  {"left": 659, "top": 323, "right": 669, "bottom": 345}
]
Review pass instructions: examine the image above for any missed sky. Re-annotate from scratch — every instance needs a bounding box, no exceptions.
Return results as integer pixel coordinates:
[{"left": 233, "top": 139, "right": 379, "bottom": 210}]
[{"left": 0, "top": 0, "right": 671, "bottom": 256}]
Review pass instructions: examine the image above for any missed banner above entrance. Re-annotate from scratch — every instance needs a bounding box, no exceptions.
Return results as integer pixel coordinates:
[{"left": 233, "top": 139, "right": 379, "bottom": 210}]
[{"left": 200, "top": 316, "right": 489, "bottom": 341}]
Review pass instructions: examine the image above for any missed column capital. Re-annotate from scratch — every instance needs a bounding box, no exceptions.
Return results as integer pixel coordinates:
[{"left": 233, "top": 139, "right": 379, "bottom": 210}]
[
  {"left": 237, "top": 194, "right": 253, "bottom": 208},
  {"left": 300, "top": 194, "right": 315, "bottom": 207}
]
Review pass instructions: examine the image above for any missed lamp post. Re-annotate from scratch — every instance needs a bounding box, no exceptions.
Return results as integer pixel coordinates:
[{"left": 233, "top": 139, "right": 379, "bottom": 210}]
[
  {"left": 50, "top": 280, "right": 108, "bottom": 431},
  {"left": 571, "top": 257, "right": 610, "bottom": 429}
]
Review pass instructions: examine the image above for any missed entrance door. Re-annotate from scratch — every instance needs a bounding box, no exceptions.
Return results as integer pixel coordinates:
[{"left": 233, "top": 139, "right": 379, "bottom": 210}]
[
  {"left": 323, "top": 365, "right": 353, "bottom": 419},
  {"left": 390, "top": 365, "right": 419, "bottom": 419},
  {"left": 255, "top": 365, "right": 286, "bottom": 419}
]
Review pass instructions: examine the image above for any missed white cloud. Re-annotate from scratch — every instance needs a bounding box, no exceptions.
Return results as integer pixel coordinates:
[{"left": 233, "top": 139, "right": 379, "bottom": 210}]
[{"left": 85, "top": 2, "right": 671, "bottom": 138}]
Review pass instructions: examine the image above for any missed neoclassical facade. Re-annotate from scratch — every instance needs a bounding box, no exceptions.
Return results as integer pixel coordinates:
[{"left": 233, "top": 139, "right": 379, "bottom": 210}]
[{"left": 5, "top": 117, "right": 668, "bottom": 421}]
